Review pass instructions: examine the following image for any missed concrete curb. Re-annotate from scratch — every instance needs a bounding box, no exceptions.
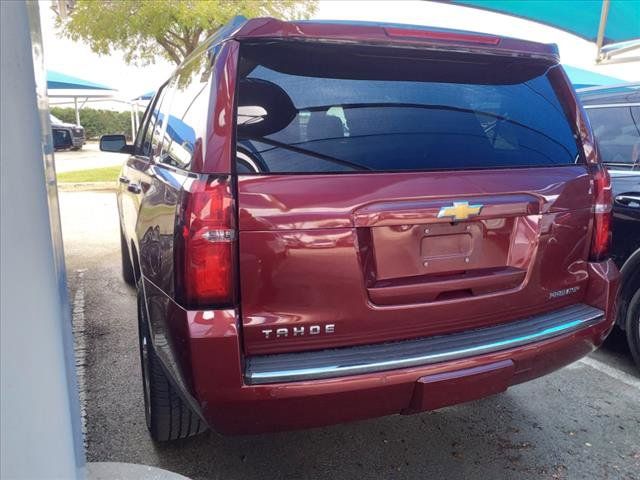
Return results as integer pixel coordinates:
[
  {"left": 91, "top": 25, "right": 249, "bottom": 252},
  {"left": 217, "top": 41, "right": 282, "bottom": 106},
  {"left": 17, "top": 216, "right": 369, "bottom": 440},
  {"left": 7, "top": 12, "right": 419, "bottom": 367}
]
[
  {"left": 86, "top": 462, "right": 190, "bottom": 480},
  {"left": 58, "top": 182, "right": 117, "bottom": 192}
]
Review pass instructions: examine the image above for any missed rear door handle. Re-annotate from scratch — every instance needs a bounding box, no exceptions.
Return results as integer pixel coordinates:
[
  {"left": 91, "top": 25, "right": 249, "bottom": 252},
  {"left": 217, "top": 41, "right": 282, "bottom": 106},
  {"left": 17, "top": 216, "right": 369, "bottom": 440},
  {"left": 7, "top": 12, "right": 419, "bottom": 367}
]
[
  {"left": 615, "top": 194, "right": 640, "bottom": 207},
  {"left": 118, "top": 176, "right": 130, "bottom": 184},
  {"left": 127, "top": 183, "right": 142, "bottom": 194}
]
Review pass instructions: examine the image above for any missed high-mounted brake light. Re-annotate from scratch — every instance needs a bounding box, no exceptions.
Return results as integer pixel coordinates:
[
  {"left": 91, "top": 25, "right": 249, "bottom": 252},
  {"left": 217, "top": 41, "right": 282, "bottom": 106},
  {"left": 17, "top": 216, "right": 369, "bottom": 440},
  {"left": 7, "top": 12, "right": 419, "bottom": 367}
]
[
  {"left": 175, "top": 176, "right": 237, "bottom": 307},
  {"left": 589, "top": 164, "right": 612, "bottom": 262},
  {"left": 384, "top": 27, "right": 500, "bottom": 45}
]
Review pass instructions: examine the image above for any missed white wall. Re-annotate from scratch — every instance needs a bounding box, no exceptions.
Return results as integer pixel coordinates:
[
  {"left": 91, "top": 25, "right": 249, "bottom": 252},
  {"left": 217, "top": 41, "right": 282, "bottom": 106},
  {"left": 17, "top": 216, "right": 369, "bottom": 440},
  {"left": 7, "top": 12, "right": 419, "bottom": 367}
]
[{"left": 1, "top": 1, "right": 83, "bottom": 478}]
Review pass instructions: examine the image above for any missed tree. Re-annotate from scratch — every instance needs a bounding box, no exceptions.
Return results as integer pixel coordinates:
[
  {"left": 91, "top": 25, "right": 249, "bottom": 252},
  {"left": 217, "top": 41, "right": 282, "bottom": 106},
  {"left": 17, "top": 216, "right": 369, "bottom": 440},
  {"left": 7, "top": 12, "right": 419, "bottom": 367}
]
[{"left": 56, "top": 0, "right": 318, "bottom": 66}]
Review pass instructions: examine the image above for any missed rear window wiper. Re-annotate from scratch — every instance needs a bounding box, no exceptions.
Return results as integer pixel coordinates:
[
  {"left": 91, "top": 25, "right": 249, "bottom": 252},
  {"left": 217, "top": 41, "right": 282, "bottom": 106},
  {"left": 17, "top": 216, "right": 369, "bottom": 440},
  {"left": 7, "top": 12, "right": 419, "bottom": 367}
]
[
  {"left": 248, "top": 136, "right": 372, "bottom": 171},
  {"left": 306, "top": 102, "right": 576, "bottom": 161}
]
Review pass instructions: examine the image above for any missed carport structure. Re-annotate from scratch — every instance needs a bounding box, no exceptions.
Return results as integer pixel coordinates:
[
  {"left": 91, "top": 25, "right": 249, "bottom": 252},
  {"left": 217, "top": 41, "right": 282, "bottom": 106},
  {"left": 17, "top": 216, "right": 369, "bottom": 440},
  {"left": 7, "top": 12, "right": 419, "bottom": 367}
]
[
  {"left": 47, "top": 71, "right": 141, "bottom": 141},
  {"left": 48, "top": 71, "right": 138, "bottom": 140},
  {"left": 47, "top": 70, "right": 119, "bottom": 126},
  {"left": 446, "top": 0, "right": 640, "bottom": 63},
  {"left": 564, "top": 65, "right": 625, "bottom": 89}
]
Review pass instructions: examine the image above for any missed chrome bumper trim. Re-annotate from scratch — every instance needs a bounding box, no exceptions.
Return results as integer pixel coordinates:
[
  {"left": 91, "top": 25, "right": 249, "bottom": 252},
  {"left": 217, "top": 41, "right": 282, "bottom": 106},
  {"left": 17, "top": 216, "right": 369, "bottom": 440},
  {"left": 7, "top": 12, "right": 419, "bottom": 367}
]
[{"left": 245, "top": 304, "right": 604, "bottom": 385}]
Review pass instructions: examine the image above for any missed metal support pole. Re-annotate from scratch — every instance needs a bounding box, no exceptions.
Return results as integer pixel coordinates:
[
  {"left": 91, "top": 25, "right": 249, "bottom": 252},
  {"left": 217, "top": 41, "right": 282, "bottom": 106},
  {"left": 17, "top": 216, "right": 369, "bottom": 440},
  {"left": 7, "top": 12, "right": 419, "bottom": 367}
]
[
  {"left": 134, "top": 101, "right": 140, "bottom": 133},
  {"left": 130, "top": 105, "right": 136, "bottom": 141},
  {"left": 595, "top": 0, "right": 610, "bottom": 63},
  {"left": 74, "top": 96, "right": 80, "bottom": 125}
]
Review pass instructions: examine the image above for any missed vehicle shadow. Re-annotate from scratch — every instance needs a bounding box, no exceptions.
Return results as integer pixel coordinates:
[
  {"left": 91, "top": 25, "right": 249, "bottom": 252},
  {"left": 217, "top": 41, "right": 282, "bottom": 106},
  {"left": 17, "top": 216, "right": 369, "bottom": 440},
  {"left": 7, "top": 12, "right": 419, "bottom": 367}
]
[
  {"left": 601, "top": 326, "right": 631, "bottom": 356},
  {"left": 594, "top": 326, "right": 639, "bottom": 378},
  {"left": 148, "top": 375, "right": 636, "bottom": 480}
]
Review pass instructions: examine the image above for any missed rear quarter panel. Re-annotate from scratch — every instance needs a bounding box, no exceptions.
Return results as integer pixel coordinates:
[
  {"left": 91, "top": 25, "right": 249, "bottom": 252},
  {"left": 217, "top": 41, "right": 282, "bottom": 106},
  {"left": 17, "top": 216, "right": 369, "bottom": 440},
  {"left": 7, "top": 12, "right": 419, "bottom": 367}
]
[{"left": 134, "top": 40, "right": 240, "bottom": 400}]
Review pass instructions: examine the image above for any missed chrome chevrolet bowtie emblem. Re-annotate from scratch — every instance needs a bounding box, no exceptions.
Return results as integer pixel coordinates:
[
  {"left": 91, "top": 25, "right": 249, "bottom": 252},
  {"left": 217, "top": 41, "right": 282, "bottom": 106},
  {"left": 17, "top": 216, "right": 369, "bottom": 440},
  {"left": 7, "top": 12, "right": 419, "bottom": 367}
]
[{"left": 437, "top": 201, "right": 483, "bottom": 221}]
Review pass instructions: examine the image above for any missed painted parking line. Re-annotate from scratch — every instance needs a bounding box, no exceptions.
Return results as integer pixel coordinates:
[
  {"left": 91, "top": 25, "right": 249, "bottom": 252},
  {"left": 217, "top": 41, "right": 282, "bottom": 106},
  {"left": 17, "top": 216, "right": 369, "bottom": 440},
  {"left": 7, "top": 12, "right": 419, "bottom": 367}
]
[{"left": 579, "top": 356, "right": 640, "bottom": 391}]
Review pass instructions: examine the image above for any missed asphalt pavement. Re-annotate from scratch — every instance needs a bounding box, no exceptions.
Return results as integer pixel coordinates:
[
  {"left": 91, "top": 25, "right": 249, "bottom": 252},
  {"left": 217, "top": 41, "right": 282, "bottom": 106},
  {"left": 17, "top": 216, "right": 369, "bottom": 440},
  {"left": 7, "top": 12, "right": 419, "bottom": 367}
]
[
  {"left": 60, "top": 191, "right": 640, "bottom": 480},
  {"left": 55, "top": 142, "right": 123, "bottom": 173}
]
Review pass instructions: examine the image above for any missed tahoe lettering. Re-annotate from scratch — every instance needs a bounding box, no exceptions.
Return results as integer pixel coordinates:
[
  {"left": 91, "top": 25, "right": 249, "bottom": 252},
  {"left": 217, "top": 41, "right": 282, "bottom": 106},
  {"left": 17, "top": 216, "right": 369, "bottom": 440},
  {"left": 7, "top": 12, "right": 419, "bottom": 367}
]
[{"left": 261, "top": 324, "right": 336, "bottom": 339}]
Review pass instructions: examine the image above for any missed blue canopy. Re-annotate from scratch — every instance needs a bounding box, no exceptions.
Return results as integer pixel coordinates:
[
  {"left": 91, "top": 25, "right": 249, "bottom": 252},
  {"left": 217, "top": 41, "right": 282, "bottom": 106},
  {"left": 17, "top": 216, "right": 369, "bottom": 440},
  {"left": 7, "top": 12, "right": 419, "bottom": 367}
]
[
  {"left": 156, "top": 112, "right": 196, "bottom": 150},
  {"left": 564, "top": 65, "right": 625, "bottom": 89},
  {"left": 47, "top": 70, "right": 114, "bottom": 91},
  {"left": 447, "top": 0, "right": 640, "bottom": 45},
  {"left": 133, "top": 90, "right": 155, "bottom": 101}
]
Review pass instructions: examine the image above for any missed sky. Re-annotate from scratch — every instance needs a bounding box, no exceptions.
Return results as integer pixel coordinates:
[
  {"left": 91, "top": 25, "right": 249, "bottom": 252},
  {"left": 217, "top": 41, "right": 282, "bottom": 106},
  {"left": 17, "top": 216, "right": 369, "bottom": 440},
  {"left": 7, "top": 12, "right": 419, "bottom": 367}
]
[{"left": 40, "top": 0, "right": 638, "bottom": 110}]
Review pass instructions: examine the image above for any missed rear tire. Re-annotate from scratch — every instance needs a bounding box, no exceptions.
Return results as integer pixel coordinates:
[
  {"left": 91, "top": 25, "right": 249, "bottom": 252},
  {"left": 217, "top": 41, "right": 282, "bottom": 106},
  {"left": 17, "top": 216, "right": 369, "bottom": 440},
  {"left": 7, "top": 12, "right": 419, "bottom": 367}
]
[
  {"left": 625, "top": 287, "right": 640, "bottom": 370},
  {"left": 120, "top": 225, "right": 135, "bottom": 286},
  {"left": 137, "top": 284, "right": 207, "bottom": 441}
]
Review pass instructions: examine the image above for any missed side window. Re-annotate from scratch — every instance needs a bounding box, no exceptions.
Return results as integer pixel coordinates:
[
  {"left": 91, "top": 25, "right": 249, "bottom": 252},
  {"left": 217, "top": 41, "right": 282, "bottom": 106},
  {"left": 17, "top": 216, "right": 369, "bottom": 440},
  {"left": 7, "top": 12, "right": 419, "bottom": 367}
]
[
  {"left": 157, "top": 54, "right": 212, "bottom": 169},
  {"left": 586, "top": 106, "right": 640, "bottom": 166},
  {"left": 134, "top": 96, "right": 155, "bottom": 152},
  {"left": 136, "top": 86, "right": 168, "bottom": 158},
  {"left": 147, "top": 88, "right": 170, "bottom": 158},
  {"left": 632, "top": 107, "right": 640, "bottom": 167}
]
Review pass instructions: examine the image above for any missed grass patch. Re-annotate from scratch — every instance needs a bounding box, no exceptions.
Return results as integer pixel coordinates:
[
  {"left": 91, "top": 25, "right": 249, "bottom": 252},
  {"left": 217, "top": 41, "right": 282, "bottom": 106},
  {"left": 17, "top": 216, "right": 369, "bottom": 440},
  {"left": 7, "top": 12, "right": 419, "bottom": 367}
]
[{"left": 57, "top": 165, "right": 121, "bottom": 183}]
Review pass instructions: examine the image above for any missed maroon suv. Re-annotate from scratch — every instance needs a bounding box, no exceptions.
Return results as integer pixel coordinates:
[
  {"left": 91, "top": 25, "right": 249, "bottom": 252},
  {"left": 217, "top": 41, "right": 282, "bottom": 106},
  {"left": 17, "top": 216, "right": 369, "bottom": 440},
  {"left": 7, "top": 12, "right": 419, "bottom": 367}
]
[{"left": 101, "top": 17, "right": 619, "bottom": 441}]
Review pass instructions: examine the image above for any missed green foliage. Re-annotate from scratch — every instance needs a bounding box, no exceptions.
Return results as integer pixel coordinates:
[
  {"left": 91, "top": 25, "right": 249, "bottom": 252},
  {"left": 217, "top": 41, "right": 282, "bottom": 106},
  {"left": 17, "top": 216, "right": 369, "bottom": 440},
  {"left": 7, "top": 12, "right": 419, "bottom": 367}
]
[
  {"left": 57, "top": 0, "right": 318, "bottom": 66},
  {"left": 51, "top": 107, "right": 133, "bottom": 140}
]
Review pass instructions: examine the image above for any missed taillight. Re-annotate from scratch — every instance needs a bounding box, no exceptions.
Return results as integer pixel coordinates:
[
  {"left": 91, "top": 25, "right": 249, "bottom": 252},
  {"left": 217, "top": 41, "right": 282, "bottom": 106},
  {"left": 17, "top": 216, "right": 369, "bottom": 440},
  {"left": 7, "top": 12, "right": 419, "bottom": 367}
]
[
  {"left": 384, "top": 27, "right": 500, "bottom": 45},
  {"left": 175, "top": 176, "right": 236, "bottom": 308},
  {"left": 589, "top": 164, "right": 612, "bottom": 262},
  {"left": 547, "top": 66, "right": 612, "bottom": 261}
]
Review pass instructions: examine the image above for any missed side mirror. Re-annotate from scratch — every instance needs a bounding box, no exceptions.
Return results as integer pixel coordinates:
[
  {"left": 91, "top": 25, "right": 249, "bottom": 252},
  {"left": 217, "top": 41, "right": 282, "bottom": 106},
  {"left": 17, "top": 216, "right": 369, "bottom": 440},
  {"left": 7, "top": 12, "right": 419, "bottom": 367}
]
[
  {"left": 52, "top": 128, "right": 72, "bottom": 150},
  {"left": 100, "top": 134, "right": 134, "bottom": 154}
]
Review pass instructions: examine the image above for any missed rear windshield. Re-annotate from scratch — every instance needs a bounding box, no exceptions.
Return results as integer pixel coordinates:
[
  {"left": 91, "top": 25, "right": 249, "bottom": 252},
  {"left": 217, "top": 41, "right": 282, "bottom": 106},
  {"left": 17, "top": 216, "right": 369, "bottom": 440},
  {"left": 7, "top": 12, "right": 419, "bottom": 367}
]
[{"left": 236, "top": 42, "right": 580, "bottom": 174}]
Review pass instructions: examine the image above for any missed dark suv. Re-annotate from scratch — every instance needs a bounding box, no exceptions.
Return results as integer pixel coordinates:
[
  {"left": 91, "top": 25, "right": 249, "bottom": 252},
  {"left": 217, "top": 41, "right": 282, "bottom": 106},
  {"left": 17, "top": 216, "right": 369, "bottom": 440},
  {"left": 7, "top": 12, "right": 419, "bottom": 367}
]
[
  {"left": 50, "top": 113, "right": 85, "bottom": 150},
  {"left": 579, "top": 84, "right": 640, "bottom": 368},
  {"left": 101, "top": 17, "right": 619, "bottom": 441}
]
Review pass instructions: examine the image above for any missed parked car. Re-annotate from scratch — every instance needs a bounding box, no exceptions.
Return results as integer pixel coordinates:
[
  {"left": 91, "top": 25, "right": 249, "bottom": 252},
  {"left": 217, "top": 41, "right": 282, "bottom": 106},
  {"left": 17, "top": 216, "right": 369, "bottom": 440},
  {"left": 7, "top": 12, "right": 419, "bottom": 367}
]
[
  {"left": 101, "top": 17, "right": 619, "bottom": 441},
  {"left": 50, "top": 113, "right": 85, "bottom": 150},
  {"left": 579, "top": 84, "right": 640, "bottom": 368},
  {"left": 51, "top": 125, "right": 72, "bottom": 150}
]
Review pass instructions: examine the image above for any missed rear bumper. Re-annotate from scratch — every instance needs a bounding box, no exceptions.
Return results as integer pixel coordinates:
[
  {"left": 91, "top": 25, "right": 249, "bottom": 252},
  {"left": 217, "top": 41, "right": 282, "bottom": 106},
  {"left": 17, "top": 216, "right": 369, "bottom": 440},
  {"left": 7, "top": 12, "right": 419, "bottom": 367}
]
[
  {"left": 70, "top": 133, "right": 85, "bottom": 147},
  {"left": 148, "top": 259, "right": 619, "bottom": 435},
  {"left": 245, "top": 304, "right": 603, "bottom": 384}
]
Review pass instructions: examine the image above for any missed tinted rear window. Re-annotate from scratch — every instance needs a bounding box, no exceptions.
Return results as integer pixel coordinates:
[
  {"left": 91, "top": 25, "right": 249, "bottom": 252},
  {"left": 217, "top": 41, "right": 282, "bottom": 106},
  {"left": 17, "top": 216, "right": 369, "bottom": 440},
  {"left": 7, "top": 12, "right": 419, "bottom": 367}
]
[{"left": 236, "top": 42, "right": 580, "bottom": 174}]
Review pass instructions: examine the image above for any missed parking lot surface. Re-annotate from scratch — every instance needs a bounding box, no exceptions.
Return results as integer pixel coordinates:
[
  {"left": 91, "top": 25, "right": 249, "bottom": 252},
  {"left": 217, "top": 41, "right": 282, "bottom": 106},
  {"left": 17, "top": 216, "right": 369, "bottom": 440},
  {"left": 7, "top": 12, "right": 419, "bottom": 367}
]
[
  {"left": 55, "top": 142, "right": 122, "bottom": 173},
  {"left": 60, "top": 191, "right": 640, "bottom": 480}
]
